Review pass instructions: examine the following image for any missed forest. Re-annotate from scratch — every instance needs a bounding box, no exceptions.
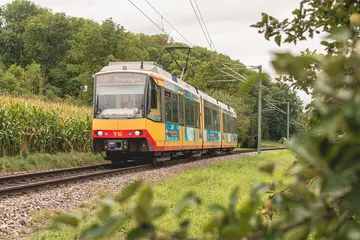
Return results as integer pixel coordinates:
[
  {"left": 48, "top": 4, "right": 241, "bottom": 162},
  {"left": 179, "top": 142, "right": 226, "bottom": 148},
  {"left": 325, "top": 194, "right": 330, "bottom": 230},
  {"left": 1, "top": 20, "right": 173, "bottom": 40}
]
[{"left": 0, "top": 0, "right": 304, "bottom": 150}]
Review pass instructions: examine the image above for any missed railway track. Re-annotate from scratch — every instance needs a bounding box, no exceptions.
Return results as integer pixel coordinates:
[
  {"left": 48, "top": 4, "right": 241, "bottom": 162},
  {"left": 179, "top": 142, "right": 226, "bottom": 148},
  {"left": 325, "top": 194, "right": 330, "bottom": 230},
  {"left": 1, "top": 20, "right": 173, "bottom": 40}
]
[{"left": 0, "top": 148, "right": 287, "bottom": 197}]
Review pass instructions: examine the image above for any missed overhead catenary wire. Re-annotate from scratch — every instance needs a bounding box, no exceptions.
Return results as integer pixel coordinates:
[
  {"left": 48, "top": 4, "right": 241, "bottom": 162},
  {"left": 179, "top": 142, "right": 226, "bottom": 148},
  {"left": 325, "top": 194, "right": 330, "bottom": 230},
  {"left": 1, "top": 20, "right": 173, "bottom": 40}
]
[
  {"left": 189, "top": 0, "right": 213, "bottom": 50},
  {"left": 144, "top": 0, "right": 193, "bottom": 47},
  {"left": 193, "top": 0, "right": 216, "bottom": 52},
  {"left": 264, "top": 99, "right": 287, "bottom": 115},
  {"left": 127, "top": 0, "right": 176, "bottom": 43}
]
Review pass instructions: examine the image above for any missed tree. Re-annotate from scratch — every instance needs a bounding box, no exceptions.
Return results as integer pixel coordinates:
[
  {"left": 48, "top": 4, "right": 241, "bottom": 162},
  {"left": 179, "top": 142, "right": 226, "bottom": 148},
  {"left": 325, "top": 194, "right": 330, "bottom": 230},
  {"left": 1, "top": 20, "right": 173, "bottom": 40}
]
[
  {"left": 52, "top": 1, "right": 360, "bottom": 239},
  {"left": 0, "top": 0, "right": 45, "bottom": 66},
  {"left": 64, "top": 19, "right": 127, "bottom": 100},
  {"left": 24, "top": 62, "right": 43, "bottom": 94},
  {"left": 6, "top": 64, "right": 29, "bottom": 93},
  {"left": 23, "top": 12, "right": 75, "bottom": 71},
  {"left": 250, "top": 0, "right": 360, "bottom": 94}
]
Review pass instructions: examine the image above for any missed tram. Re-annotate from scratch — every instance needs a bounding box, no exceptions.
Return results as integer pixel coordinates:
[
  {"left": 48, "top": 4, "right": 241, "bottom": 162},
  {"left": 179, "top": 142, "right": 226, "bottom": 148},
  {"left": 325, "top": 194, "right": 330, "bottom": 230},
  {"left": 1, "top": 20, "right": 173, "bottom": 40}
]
[{"left": 91, "top": 62, "right": 237, "bottom": 164}]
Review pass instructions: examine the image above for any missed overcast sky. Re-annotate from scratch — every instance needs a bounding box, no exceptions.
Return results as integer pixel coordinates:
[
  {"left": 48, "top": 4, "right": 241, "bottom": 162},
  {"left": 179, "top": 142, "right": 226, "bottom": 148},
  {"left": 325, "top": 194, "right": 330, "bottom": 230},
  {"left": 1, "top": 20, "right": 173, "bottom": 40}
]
[{"left": 1, "top": 0, "right": 326, "bottom": 105}]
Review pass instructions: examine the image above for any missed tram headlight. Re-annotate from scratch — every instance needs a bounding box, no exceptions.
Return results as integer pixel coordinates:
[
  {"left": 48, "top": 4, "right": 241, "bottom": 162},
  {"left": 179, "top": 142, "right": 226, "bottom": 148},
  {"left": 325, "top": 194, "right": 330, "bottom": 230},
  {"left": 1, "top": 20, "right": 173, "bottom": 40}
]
[
  {"left": 135, "top": 130, "right": 143, "bottom": 136},
  {"left": 96, "top": 130, "right": 103, "bottom": 136}
]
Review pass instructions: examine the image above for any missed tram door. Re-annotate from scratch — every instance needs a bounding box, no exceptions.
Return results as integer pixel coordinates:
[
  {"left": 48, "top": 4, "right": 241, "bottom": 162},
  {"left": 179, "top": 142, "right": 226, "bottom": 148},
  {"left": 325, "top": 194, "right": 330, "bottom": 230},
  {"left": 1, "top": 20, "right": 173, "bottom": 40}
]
[{"left": 164, "top": 90, "right": 181, "bottom": 151}]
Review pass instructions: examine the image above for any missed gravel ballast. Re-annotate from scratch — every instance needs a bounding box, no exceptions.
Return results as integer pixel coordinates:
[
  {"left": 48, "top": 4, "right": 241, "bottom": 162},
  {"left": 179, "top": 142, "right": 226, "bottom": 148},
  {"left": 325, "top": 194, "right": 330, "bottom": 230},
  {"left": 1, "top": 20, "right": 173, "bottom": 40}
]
[{"left": 0, "top": 152, "right": 256, "bottom": 239}]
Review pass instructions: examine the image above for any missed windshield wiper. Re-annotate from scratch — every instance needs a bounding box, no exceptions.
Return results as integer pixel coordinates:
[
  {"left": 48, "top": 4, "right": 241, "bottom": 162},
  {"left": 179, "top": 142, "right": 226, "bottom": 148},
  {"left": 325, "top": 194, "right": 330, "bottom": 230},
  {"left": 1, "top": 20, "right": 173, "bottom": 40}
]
[{"left": 128, "top": 105, "right": 144, "bottom": 119}]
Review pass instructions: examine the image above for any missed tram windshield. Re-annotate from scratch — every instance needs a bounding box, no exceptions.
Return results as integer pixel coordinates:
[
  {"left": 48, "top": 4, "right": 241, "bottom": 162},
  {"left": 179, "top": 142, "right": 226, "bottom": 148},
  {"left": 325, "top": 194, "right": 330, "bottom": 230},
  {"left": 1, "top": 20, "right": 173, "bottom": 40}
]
[{"left": 94, "top": 72, "right": 147, "bottom": 119}]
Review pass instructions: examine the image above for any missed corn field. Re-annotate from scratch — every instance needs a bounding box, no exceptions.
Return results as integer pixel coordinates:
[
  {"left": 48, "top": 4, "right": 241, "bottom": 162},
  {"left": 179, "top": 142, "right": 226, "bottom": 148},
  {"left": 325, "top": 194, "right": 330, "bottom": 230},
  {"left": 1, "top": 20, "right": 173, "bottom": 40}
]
[{"left": 0, "top": 95, "right": 93, "bottom": 157}]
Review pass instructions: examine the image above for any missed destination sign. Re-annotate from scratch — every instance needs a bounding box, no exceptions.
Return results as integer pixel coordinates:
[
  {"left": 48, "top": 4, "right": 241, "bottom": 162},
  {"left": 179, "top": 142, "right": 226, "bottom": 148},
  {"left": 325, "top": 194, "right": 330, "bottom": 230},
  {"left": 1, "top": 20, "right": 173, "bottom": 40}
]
[{"left": 96, "top": 73, "right": 146, "bottom": 84}]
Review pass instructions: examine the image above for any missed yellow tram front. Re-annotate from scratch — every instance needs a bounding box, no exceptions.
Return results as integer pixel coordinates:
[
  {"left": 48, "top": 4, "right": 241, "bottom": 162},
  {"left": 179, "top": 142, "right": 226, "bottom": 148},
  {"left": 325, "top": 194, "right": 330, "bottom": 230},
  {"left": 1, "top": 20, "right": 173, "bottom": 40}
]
[{"left": 92, "top": 70, "right": 163, "bottom": 164}]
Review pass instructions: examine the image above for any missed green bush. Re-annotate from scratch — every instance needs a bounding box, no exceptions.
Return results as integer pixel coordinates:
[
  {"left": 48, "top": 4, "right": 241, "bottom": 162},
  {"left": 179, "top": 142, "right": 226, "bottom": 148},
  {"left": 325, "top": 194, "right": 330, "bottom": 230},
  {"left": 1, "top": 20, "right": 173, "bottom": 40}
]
[{"left": 51, "top": 1, "right": 360, "bottom": 239}]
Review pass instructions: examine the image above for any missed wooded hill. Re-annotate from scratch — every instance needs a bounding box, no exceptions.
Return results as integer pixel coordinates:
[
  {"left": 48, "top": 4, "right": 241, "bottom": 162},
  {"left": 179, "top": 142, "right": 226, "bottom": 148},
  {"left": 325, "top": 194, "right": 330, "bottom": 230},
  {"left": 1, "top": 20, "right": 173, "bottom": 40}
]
[{"left": 0, "top": 0, "right": 304, "bottom": 147}]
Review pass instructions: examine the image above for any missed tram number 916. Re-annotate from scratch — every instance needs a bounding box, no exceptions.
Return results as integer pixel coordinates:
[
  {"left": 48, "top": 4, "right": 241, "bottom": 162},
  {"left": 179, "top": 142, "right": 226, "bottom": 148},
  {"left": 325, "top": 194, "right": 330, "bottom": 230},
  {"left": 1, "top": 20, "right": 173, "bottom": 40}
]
[{"left": 113, "top": 131, "right": 123, "bottom": 137}]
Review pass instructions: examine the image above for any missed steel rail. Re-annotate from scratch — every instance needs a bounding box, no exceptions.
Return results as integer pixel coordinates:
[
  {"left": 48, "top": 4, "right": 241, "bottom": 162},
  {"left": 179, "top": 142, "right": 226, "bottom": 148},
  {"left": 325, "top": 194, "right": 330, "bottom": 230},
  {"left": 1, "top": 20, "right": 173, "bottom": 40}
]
[
  {"left": 0, "top": 164, "right": 112, "bottom": 181},
  {"left": 0, "top": 164, "right": 153, "bottom": 197},
  {"left": 0, "top": 148, "right": 287, "bottom": 197}
]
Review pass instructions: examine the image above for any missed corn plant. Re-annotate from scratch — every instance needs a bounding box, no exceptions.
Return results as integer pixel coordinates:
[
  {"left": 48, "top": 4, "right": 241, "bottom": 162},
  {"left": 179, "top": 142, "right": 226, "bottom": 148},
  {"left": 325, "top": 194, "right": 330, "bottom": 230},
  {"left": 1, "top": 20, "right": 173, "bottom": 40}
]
[{"left": 0, "top": 95, "right": 92, "bottom": 157}]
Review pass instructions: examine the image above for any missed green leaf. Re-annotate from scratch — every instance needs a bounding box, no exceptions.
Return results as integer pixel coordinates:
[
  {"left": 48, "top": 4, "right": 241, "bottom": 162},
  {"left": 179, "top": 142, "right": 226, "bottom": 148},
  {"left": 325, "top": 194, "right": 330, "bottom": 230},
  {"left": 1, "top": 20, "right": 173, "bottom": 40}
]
[
  {"left": 131, "top": 185, "right": 153, "bottom": 225},
  {"left": 250, "top": 182, "right": 272, "bottom": 198},
  {"left": 259, "top": 162, "right": 276, "bottom": 175},
  {"left": 275, "top": 35, "right": 282, "bottom": 46},
  {"left": 328, "top": 27, "right": 351, "bottom": 42},
  {"left": 78, "top": 224, "right": 103, "bottom": 240},
  {"left": 288, "top": 185, "right": 315, "bottom": 200},
  {"left": 138, "top": 184, "right": 153, "bottom": 208},
  {"left": 51, "top": 212, "right": 82, "bottom": 228},
  {"left": 265, "top": 29, "right": 271, "bottom": 40},
  {"left": 97, "top": 197, "right": 115, "bottom": 223},
  {"left": 150, "top": 205, "right": 167, "bottom": 219},
  {"left": 134, "top": 204, "right": 151, "bottom": 225},
  {"left": 174, "top": 192, "right": 201, "bottom": 218},
  {"left": 116, "top": 180, "right": 143, "bottom": 203},
  {"left": 100, "top": 215, "right": 129, "bottom": 238},
  {"left": 283, "top": 225, "right": 309, "bottom": 240},
  {"left": 250, "top": 22, "right": 264, "bottom": 28},
  {"left": 320, "top": 40, "right": 331, "bottom": 46},
  {"left": 205, "top": 204, "right": 227, "bottom": 230},
  {"left": 292, "top": 206, "right": 312, "bottom": 222},
  {"left": 239, "top": 73, "right": 265, "bottom": 93},
  {"left": 220, "top": 224, "right": 243, "bottom": 239},
  {"left": 230, "top": 187, "right": 239, "bottom": 211},
  {"left": 208, "top": 204, "right": 227, "bottom": 214},
  {"left": 172, "top": 220, "right": 191, "bottom": 239},
  {"left": 127, "top": 226, "right": 155, "bottom": 240},
  {"left": 261, "top": 13, "right": 269, "bottom": 22},
  {"left": 348, "top": 228, "right": 360, "bottom": 240}
]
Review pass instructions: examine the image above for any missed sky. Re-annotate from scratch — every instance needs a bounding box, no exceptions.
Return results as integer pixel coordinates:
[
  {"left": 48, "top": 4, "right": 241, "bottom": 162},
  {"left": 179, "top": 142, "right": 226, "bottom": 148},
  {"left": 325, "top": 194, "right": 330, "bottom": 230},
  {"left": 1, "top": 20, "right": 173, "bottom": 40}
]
[{"left": 1, "top": 0, "right": 326, "bottom": 105}]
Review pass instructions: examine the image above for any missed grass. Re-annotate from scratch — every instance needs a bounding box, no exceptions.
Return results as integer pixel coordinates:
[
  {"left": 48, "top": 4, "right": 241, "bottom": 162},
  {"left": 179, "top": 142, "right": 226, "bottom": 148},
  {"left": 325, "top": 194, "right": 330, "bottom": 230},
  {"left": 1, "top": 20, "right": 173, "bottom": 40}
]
[
  {"left": 236, "top": 140, "right": 286, "bottom": 151},
  {"left": 0, "top": 152, "right": 107, "bottom": 174},
  {"left": 261, "top": 140, "right": 286, "bottom": 148},
  {"left": 30, "top": 150, "right": 295, "bottom": 239},
  {"left": 235, "top": 147, "right": 254, "bottom": 151}
]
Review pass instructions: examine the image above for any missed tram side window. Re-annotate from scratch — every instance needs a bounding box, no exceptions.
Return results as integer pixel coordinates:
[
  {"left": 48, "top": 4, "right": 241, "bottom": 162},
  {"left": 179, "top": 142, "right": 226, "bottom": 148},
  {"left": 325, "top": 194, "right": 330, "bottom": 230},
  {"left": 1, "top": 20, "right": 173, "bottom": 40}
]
[
  {"left": 227, "top": 115, "right": 230, "bottom": 133},
  {"left": 234, "top": 118, "right": 237, "bottom": 133},
  {"left": 231, "top": 117, "right": 235, "bottom": 133},
  {"left": 189, "top": 100, "right": 194, "bottom": 126},
  {"left": 204, "top": 106, "right": 211, "bottom": 130},
  {"left": 147, "top": 79, "right": 161, "bottom": 122},
  {"left": 212, "top": 109, "right": 220, "bottom": 131},
  {"left": 185, "top": 98, "right": 190, "bottom": 126},
  {"left": 195, "top": 102, "right": 200, "bottom": 128},
  {"left": 226, "top": 114, "right": 230, "bottom": 133},
  {"left": 184, "top": 98, "right": 194, "bottom": 127},
  {"left": 229, "top": 116, "right": 233, "bottom": 133},
  {"left": 228, "top": 116, "right": 231, "bottom": 133},
  {"left": 222, "top": 112, "right": 226, "bottom": 132},
  {"left": 179, "top": 95, "right": 184, "bottom": 125},
  {"left": 165, "top": 91, "right": 172, "bottom": 122},
  {"left": 172, "top": 93, "right": 179, "bottom": 123},
  {"left": 211, "top": 109, "right": 215, "bottom": 130}
]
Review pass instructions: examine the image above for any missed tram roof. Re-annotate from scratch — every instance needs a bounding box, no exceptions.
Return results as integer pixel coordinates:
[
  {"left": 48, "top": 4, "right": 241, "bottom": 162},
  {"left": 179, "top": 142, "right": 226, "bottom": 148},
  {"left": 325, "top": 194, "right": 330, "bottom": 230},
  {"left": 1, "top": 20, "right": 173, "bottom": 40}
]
[{"left": 99, "top": 61, "right": 236, "bottom": 115}]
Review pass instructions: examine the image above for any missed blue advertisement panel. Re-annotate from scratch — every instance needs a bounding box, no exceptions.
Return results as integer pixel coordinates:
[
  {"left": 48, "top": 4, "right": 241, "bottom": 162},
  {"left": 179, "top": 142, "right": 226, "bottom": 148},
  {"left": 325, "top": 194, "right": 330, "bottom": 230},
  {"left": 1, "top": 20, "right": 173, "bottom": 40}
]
[
  {"left": 204, "top": 129, "right": 220, "bottom": 142},
  {"left": 185, "top": 127, "right": 196, "bottom": 142},
  {"left": 165, "top": 123, "right": 180, "bottom": 141}
]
